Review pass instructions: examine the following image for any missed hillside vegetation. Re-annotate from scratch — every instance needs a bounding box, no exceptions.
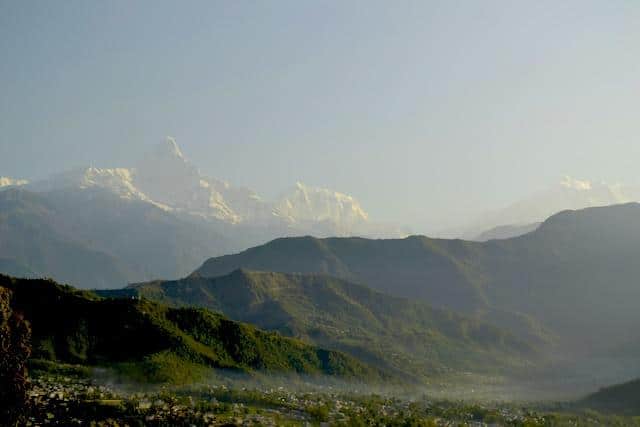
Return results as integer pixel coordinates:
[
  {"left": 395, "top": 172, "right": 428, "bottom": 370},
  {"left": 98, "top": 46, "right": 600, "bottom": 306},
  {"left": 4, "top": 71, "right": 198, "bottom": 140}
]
[
  {"left": 103, "top": 269, "right": 541, "bottom": 380},
  {"left": 0, "top": 275, "right": 382, "bottom": 384}
]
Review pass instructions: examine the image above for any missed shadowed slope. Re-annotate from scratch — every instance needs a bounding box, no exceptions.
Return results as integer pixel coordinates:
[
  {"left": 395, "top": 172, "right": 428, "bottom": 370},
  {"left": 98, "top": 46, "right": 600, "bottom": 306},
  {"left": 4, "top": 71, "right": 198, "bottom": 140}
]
[{"left": 580, "top": 378, "right": 640, "bottom": 415}]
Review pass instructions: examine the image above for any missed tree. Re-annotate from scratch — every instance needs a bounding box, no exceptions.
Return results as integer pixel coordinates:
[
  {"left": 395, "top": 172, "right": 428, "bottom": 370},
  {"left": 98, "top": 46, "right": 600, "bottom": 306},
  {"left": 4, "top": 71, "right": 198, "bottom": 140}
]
[{"left": 0, "top": 286, "right": 32, "bottom": 426}]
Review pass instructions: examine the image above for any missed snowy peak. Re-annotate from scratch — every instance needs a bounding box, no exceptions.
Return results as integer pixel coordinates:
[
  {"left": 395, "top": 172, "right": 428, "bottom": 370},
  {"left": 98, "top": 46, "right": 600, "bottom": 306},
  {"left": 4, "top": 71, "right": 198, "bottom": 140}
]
[
  {"left": 140, "top": 137, "right": 195, "bottom": 176},
  {"left": 502, "top": 175, "right": 640, "bottom": 219},
  {"left": 146, "top": 136, "right": 189, "bottom": 166},
  {"left": 538, "top": 176, "right": 637, "bottom": 210},
  {"left": 560, "top": 176, "right": 593, "bottom": 191},
  {"left": 556, "top": 176, "right": 632, "bottom": 206},
  {"left": 457, "top": 176, "right": 640, "bottom": 240},
  {"left": 163, "top": 136, "right": 185, "bottom": 159},
  {"left": 132, "top": 138, "right": 239, "bottom": 220},
  {"left": 275, "top": 182, "right": 369, "bottom": 226},
  {"left": 132, "top": 138, "right": 372, "bottom": 229},
  {"left": 27, "top": 167, "right": 171, "bottom": 209},
  {"left": 14, "top": 137, "right": 394, "bottom": 237},
  {"left": 0, "top": 177, "right": 28, "bottom": 188}
]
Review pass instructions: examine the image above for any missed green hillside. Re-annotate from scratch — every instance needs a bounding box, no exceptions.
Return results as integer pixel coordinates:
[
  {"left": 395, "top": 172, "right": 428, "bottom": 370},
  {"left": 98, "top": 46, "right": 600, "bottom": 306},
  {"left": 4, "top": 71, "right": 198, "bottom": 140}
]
[
  {"left": 105, "top": 269, "right": 541, "bottom": 380},
  {"left": 193, "top": 203, "right": 640, "bottom": 356},
  {"left": 0, "top": 275, "right": 382, "bottom": 384}
]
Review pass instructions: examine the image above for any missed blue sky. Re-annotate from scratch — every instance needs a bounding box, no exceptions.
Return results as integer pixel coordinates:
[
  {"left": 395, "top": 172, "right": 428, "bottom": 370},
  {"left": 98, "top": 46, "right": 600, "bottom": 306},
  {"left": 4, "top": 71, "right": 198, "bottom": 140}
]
[{"left": 1, "top": 0, "right": 639, "bottom": 231}]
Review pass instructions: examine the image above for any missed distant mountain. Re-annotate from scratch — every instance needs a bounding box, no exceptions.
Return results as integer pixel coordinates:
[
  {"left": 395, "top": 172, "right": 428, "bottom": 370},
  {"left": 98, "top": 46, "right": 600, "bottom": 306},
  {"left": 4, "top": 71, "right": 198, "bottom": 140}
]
[
  {"left": 450, "top": 176, "right": 640, "bottom": 239},
  {"left": 100, "top": 269, "right": 540, "bottom": 380},
  {"left": 1, "top": 274, "right": 383, "bottom": 383},
  {"left": 0, "top": 188, "right": 134, "bottom": 288},
  {"left": 193, "top": 203, "right": 640, "bottom": 360},
  {"left": 274, "top": 182, "right": 370, "bottom": 234},
  {"left": 580, "top": 378, "right": 640, "bottom": 415},
  {"left": 473, "top": 222, "right": 540, "bottom": 241},
  {"left": 133, "top": 137, "right": 247, "bottom": 222}
]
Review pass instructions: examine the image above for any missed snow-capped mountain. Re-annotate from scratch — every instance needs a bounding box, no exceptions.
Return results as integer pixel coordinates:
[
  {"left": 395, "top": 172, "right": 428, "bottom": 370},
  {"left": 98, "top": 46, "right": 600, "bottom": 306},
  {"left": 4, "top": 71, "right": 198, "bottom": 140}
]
[
  {"left": 30, "top": 167, "right": 165, "bottom": 206},
  {"left": 273, "top": 182, "right": 370, "bottom": 235},
  {"left": 0, "top": 177, "right": 28, "bottom": 188},
  {"left": 23, "top": 137, "right": 389, "bottom": 237},
  {"left": 0, "top": 137, "right": 406, "bottom": 288},
  {"left": 132, "top": 138, "right": 374, "bottom": 231},
  {"left": 494, "top": 176, "right": 640, "bottom": 224},
  {"left": 133, "top": 137, "right": 242, "bottom": 221},
  {"left": 275, "top": 182, "right": 369, "bottom": 224}
]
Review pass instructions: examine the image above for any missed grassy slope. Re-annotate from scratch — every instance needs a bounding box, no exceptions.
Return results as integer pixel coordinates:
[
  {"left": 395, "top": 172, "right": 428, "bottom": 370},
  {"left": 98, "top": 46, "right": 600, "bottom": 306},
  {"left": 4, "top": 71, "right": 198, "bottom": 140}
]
[
  {"left": 1, "top": 275, "right": 382, "bottom": 383},
  {"left": 112, "top": 269, "right": 539, "bottom": 379}
]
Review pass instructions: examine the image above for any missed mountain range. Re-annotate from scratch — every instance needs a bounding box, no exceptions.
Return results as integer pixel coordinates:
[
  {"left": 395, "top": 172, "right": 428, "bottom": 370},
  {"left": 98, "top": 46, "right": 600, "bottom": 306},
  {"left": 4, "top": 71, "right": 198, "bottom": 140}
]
[
  {"left": 4, "top": 140, "right": 640, "bottom": 246},
  {"left": 4, "top": 137, "right": 404, "bottom": 237},
  {"left": 3, "top": 138, "right": 640, "bottom": 290},
  {"left": 192, "top": 203, "right": 640, "bottom": 369},
  {"left": 0, "top": 138, "right": 406, "bottom": 287}
]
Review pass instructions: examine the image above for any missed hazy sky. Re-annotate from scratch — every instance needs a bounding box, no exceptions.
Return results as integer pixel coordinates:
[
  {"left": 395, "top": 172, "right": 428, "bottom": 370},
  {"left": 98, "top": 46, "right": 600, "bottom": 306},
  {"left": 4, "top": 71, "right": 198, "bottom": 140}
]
[{"left": 1, "top": 1, "right": 639, "bottom": 232}]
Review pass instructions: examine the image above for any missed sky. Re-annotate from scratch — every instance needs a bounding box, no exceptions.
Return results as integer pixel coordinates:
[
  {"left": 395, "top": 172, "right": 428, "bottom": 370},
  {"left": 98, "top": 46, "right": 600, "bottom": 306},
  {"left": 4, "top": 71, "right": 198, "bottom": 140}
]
[{"left": 1, "top": 0, "right": 639, "bottom": 232}]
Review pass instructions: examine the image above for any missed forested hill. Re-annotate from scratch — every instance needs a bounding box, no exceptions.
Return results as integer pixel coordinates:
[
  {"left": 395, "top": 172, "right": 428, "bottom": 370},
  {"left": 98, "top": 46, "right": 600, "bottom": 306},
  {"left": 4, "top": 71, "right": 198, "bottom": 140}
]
[
  {"left": 105, "top": 269, "right": 544, "bottom": 380},
  {"left": 1, "top": 275, "right": 383, "bottom": 383}
]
